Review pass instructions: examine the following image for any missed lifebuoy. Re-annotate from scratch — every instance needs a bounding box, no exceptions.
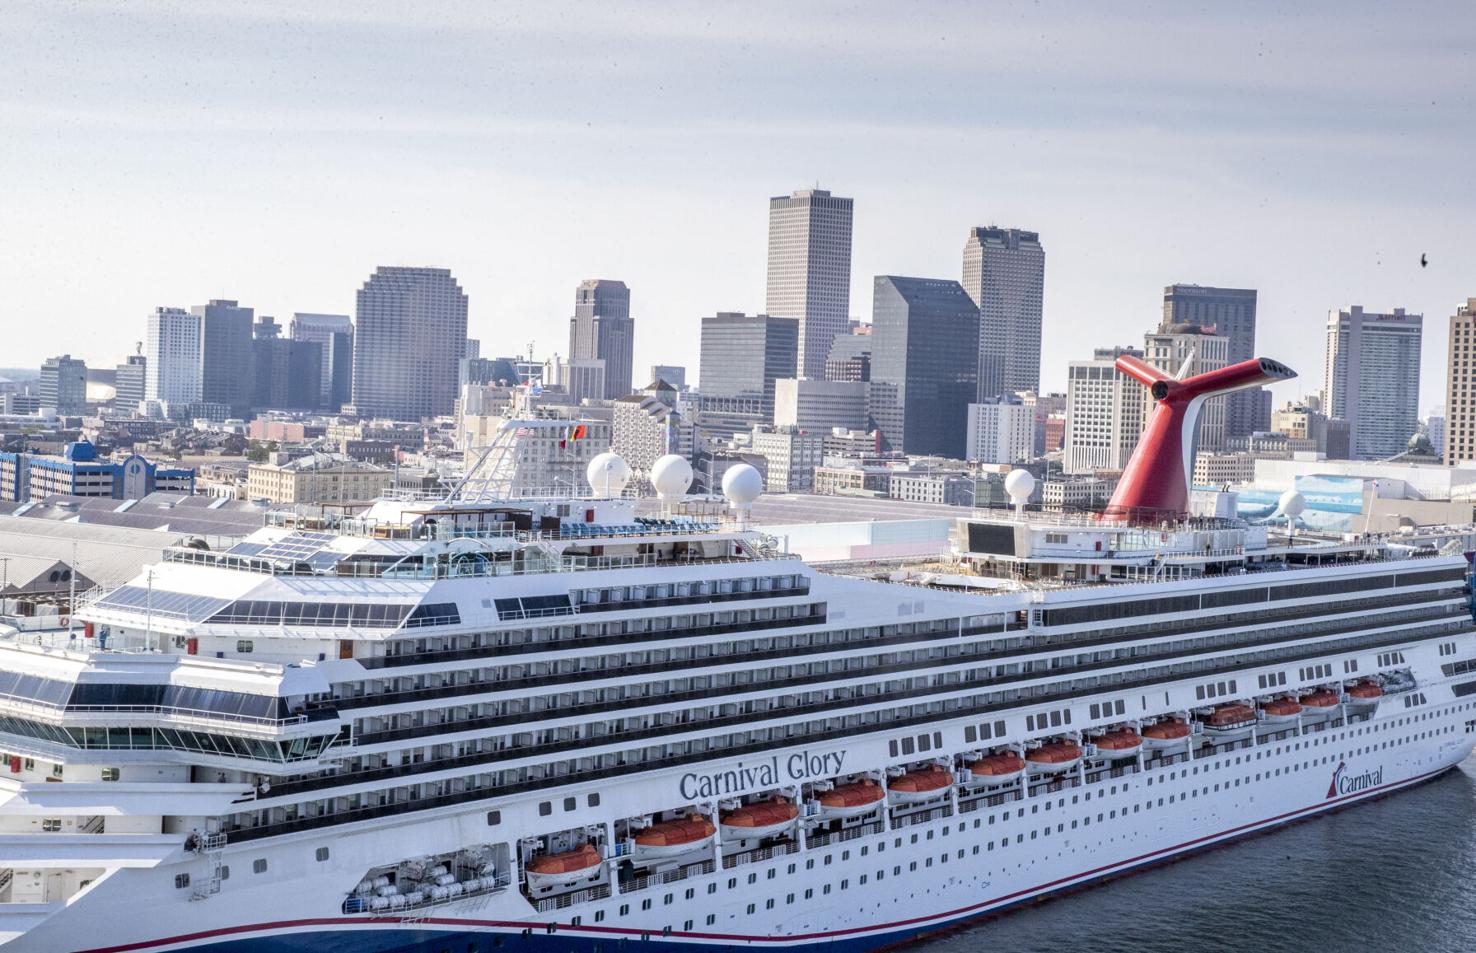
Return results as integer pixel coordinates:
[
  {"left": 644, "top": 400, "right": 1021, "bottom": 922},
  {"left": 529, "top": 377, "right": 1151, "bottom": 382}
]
[{"left": 58, "top": 617, "right": 69, "bottom": 627}]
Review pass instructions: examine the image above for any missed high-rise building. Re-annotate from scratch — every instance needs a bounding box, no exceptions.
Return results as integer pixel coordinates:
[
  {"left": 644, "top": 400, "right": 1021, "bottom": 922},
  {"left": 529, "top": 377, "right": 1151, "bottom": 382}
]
[
  {"left": 766, "top": 188, "right": 853, "bottom": 379},
  {"left": 698, "top": 313, "right": 799, "bottom": 419},
  {"left": 1270, "top": 401, "right": 1350, "bottom": 460},
  {"left": 291, "top": 313, "right": 354, "bottom": 412},
  {"left": 962, "top": 226, "right": 1044, "bottom": 400},
  {"left": 1143, "top": 326, "right": 1230, "bottom": 451},
  {"left": 966, "top": 398, "right": 1035, "bottom": 464},
  {"left": 869, "top": 276, "right": 979, "bottom": 458},
  {"left": 650, "top": 365, "right": 687, "bottom": 391},
  {"left": 352, "top": 267, "right": 469, "bottom": 421},
  {"left": 145, "top": 306, "right": 201, "bottom": 405},
  {"left": 1162, "top": 284, "right": 1262, "bottom": 437},
  {"left": 749, "top": 425, "right": 824, "bottom": 492},
  {"left": 1427, "top": 406, "right": 1447, "bottom": 461},
  {"left": 773, "top": 378, "right": 868, "bottom": 432},
  {"left": 568, "top": 279, "right": 634, "bottom": 400},
  {"left": 1063, "top": 346, "right": 1144, "bottom": 474},
  {"left": 825, "top": 325, "right": 872, "bottom": 382},
  {"left": 193, "top": 299, "right": 255, "bottom": 417},
  {"left": 1016, "top": 391, "right": 1066, "bottom": 456},
  {"left": 38, "top": 354, "right": 87, "bottom": 416},
  {"left": 1442, "top": 299, "right": 1476, "bottom": 466},
  {"left": 114, "top": 353, "right": 146, "bottom": 413},
  {"left": 1323, "top": 306, "right": 1422, "bottom": 460},
  {"left": 253, "top": 337, "right": 323, "bottom": 412}
]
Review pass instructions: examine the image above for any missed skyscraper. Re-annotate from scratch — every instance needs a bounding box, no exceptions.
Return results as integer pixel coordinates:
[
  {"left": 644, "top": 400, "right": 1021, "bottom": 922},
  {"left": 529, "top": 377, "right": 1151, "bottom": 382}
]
[
  {"left": 38, "top": 354, "right": 87, "bottom": 415},
  {"left": 766, "top": 188, "right": 854, "bottom": 380},
  {"left": 114, "top": 352, "right": 146, "bottom": 414},
  {"left": 962, "top": 226, "right": 1044, "bottom": 400},
  {"left": 352, "top": 267, "right": 468, "bottom": 420},
  {"left": 697, "top": 313, "right": 798, "bottom": 420},
  {"left": 869, "top": 276, "right": 979, "bottom": 457},
  {"left": 1142, "top": 325, "right": 1230, "bottom": 451},
  {"left": 192, "top": 299, "right": 255, "bottom": 417},
  {"left": 291, "top": 313, "right": 354, "bottom": 411},
  {"left": 1323, "top": 305, "right": 1422, "bottom": 460},
  {"left": 568, "top": 279, "right": 634, "bottom": 399},
  {"left": 1162, "top": 284, "right": 1262, "bottom": 437},
  {"left": 145, "top": 306, "right": 201, "bottom": 405},
  {"left": 1063, "top": 346, "right": 1144, "bottom": 474},
  {"left": 1442, "top": 298, "right": 1476, "bottom": 466}
]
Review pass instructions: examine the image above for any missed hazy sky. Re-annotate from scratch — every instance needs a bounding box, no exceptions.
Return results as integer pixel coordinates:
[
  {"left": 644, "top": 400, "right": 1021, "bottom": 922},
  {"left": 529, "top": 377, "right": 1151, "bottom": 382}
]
[{"left": 2, "top": 1, "right": 1473, "bottom": 413}]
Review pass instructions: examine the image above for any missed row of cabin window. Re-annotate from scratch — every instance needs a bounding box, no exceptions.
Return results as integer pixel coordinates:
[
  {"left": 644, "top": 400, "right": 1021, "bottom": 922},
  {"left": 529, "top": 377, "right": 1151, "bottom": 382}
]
[
  {"left": 962, "top": 720, "right": 1008, "bottom": 744},
  {"left": 1088, "top": 699, "right": 1126, "bottom": 720},
  {"left": 888, "top": 731, "right": 944, "bottom": 758},
  {"left": 1025, "top": 708, "right": 1071, "bottom": 731},
  {"left": 1195, "top": 679, "right": 1238, "bottom": 701}
]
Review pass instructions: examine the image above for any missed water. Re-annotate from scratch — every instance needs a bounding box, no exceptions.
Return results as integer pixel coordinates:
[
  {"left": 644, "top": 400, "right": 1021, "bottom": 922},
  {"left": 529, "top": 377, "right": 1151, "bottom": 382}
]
[{"left": 919, "top": 759, "right": 1476, "bottom": 953}]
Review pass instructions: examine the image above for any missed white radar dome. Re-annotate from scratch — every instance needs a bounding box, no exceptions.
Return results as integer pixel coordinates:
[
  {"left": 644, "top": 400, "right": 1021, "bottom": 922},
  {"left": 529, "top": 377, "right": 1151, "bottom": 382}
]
[
  {"left": 650, "top": 454, "right": 694, "bottom": 500},
  {"left": 586, "top": 452, "right": 631, "bottom": 497},
  {"left": 721, "top": 464, "right": 764, "bottom": 506},
  {"left": 1278, "top": 489, "right": 1307, "bottom": 520},
  {"left": 1004, "top": 469, "right": 1036, "bottom": 506}
]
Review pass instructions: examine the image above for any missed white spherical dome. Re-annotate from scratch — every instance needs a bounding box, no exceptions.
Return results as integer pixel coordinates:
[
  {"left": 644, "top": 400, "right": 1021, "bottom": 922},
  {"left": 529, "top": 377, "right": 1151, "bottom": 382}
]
[
  {"left": 1004, "top": 469, "right": 1036, "bottom": 505},
  {"left": 721, "top": 464, "right": 764, "bottom": 505},
  {"left": 586, "top": 452, "right": 630, "bottom": 497},
  {"left": 1278, "top": 489, "right": 1307, "bottom": 519},
  {"left": 650, "top": 454, "right": 694, "bottom": 499}
]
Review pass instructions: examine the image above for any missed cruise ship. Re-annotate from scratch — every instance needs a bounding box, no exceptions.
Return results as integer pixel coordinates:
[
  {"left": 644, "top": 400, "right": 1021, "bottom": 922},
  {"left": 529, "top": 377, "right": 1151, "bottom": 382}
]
[{"left": 3, "top": 354, "right": 1475, "bottom": 953}]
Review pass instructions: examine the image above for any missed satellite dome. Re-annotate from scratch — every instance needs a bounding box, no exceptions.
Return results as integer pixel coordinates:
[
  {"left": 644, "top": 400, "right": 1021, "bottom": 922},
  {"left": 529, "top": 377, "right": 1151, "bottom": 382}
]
[
  {"left": 650, "top": 454, "right": 694, "bottom": 500},
  {"left": 586, "top": 452, "right": 631, "bottom": 497},
  {"left": 1277, "top": 489, "right": 1306, "bottom": 520},
  {"left": 722, "top": 464, "right": 764, "bottom": 506},
  {"left": 1004, "top": 469, "right": 1037, "bottom": 506}
]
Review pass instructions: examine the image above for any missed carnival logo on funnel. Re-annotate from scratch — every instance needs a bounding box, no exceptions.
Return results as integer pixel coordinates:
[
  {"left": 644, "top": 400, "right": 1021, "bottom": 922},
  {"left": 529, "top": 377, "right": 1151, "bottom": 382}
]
[{"left": 1326, "top": 760, "right": 1383, "bottom": 799}]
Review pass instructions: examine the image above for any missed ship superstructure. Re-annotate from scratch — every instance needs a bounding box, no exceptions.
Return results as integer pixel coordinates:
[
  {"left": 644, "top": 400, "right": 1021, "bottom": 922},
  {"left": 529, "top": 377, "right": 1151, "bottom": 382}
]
[{"left": 1, "top": 365, "right": 1475, "bottom": 953}]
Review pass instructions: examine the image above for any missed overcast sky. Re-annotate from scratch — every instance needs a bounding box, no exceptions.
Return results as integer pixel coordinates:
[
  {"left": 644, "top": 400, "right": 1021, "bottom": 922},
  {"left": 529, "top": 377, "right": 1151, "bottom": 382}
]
[{"left": 2, "top": 1, "right": 1473, "bottom": 412}]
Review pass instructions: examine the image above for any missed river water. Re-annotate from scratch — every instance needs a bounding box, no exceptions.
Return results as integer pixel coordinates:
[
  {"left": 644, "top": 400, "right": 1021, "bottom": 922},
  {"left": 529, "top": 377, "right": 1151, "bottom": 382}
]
[{"left": 920, "top": 759, "right": 1476, "bottom": 953}]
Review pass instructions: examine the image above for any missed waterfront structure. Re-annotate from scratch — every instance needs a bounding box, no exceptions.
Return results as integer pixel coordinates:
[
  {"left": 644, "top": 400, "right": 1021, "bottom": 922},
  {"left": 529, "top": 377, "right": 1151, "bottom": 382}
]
[
  {"left": 773, "top": 379, "right": 867, "bottom": 432},
  {"left": 766, "top": 188, "right": 853, "bottom": 379},
  {"left": 1323, "top": 306, "right": 1423, "bottom": 460},
  {"left": 245, "top": 454, "right": 393, "bottom": 504},
  {"left": 1063, "top": 346, "right": 1144, "bottom": 474},
  {"left": 962, "top": 226, "right": 1044, "bottom": 400},
  {"left": 37, "top": 355, "right": 87, "bottom": 416},
  {"left": 698, "top": 313, "right": 798, "bottom": 420},
  {"left": 869, "top": 276, "right": 979, "bottom": 458},
  {"left": 569, "top": 280, "right": 634, "bottom": 400},
  {"left": 1162, "top": 284, "right": 1262, "bottom": 437},
  {"left": 144, "top": 306, "right": 201, "bottom": 405},
  {"left": 113, "top": 353, "right": 146, "bottom": 413},
  {"left": 352, "top": 267, "right": 469, "bottom": 421},
  {"left": 749, "top": 425, "right": 824, "bottom": 493},
  {"left": 966, "top": 398, "right": 1035, "bottom": 464},
  {"left": 1443, "top": 299, "right": 1476, "bottom": 466},
  {"left": 0, "top": 440, "right": 194, "bottom": 502},
  {"left": 290, "top": 313, "right": 354, "bottom": 411},
  {"left": 193, "top": 299, "right": 255, "bottom": 417}
]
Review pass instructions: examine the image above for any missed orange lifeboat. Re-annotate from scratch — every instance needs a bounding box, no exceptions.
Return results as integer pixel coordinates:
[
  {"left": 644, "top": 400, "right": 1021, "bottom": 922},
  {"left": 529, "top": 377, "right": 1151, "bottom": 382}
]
[
  {"left": 1090, "top": 729, "right": 1143, "bottom": 760},
  {"left": 887, "top": 765, "right": 953, "bottom": 805},
  {"left": 1142, "top": 719, "right": 1191, "bottom": 750},
  {"left": 524, "top": 843, "right": 602, "bottom": 890},
  {"left": 632, "top": 816, "right": 716, "bottom": 862},
  {"left": 1345, "top": 680, "right": 1383, "bottom": 709},
  {"left": 1260, "top": 697, "right": 1303, "bottom": 725},
  {"left": 1298, "top": 689, "right": 1340, "bottom": 718},
  {"left": 1200, "top": 703, "right": 1256, "bottom": 739},
  {"left": 968, "top": 751, "right": 1026, "bottom": 787},
  {"left": 1025, "top": 740, "right": 1082, "bottom": 773},
  {"left": 816, "top": 780, "right": 885, "bottom": 819},
  {"left": 720, "top": 797, "right": 799, "bottom": 840}
]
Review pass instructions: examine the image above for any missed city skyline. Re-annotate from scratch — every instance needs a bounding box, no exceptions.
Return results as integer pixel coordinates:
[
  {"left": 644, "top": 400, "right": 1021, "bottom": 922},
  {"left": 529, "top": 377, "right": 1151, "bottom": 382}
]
[{"left": 1, "top": 3, "right": 1472, "bottom": 415}]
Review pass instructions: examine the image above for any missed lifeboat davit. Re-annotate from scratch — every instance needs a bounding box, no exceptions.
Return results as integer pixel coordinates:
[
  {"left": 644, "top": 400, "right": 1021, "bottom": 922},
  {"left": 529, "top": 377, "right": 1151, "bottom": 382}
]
[
  {"left": 887, "top": 766, "right": 953, "bottom": 804},
  {"left": 1025, "top": 740, "right": 1082, "bottom": 774},
  {"left": 1090, "top": 729, "right": 1143, "bottom": 760},
  {"left": 1345, "top": 680, "right": 1383, "bottom": 709},
  {"left": 1260, "top": 697, "right": 1303, "bottom": 724},
  {"left": 1201, "top": 703, "right": 1256, "bottom": 739},
  {"left": 1298, "top": 689, "right": 1340, "bottom": 718},
  {"left": 968, "top": 751, "right": 1026, "bottom": 787},
  {"left": 1142, "top": 719, "right": 1191, "bottom": 749},
  {"left": 815, "top": 780, "right": 885, "bottom": 819},
  {"left": 524, "top": 844, "right": 603, "bottom": 890},
  {"left": 720, "top": 798, "right": 799, "bottom": 840},
  {"left": 631, "top": 816, "right": 716, "bottom": 862}
]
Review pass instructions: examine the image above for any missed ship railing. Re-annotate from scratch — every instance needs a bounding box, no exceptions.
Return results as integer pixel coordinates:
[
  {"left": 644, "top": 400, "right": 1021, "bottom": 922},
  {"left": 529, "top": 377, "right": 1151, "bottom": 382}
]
[
  {"left": 720, "top": 840, "right": 798, "bottom": 869},
  {"left": 619, "top": 858, "right": 713, "bottom": 894},
  {"left": 957, "top": 787, "right": 1024, "bottom": 813},
  {"left": 891, "top": 804, "right": 953, "bottom": 829},
  {"left": 531, "top": 882, "right": 609, "bottom": 913},
  {"left": 1028, "top": 774, "right": 1082, "bottom": 797},
  {"left": 805, "top": 820, "right": 882, "bottom": 850},
  {"left": 1083, "top": 762, "right": 1139, "bottom": 785}
]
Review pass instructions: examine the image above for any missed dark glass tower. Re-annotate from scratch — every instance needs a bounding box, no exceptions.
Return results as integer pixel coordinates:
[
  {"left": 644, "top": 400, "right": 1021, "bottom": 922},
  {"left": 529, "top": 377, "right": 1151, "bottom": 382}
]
[{"left": 870, "top": 276, "right": 980, "bottom": 457}]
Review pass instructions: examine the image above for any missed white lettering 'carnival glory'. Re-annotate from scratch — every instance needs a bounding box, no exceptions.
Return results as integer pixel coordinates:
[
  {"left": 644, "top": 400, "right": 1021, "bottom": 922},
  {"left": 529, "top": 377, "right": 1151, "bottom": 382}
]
[{"left": 679, "top": 750, "right": 847, "bottom": 800}]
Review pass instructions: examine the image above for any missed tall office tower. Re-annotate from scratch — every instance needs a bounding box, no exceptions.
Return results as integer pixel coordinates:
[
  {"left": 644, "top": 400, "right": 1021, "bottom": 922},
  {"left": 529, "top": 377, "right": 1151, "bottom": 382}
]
[
  {"left": 352, "top": 267, "right": 469, "bottom": 421},
  {"left": 291, "top": 313, "right": 354, "bottom": 411},
  {"left": 1323, "top": 306, "right": 1423, "bottom": 460},
  {"left": 465, "top": 338, "right": 481, "bottom": 360},
  {"left": 825, "top": 326, "right": 872, "bottom": 382},
  {"left": 1063, "top": 346, "right": 1145, "bottom": 474},
  {"left": 38, "top": 354, "right": 88, "bottom": 416},
  {"left": 568, "top": 279, "right": 634, "bottom": 400},
  {"left": 253, "top": 337, "right": 323, "bottom": 412},
  {"left": 1162, "top": 284, "right": 1262, "bottom": 437},
  {"left": 869, "top": 276, "right": 980, "bottom": 457},
  {"left": 766, "top": 188, "right": 854, "bottom": 379},
  {"left": 962, "top": 226, "right": 1044, "bottom": 400},
  {"left": 1143, "top": 326, "right": 1230, "bottom": 451},
  {"left": 1442, "top": 299, "right": 1476, "bottom": 465},
  {"left": 113, "top": 353, "right": 146, "bottom": 413},
  {"left": 649, "top": 365, "right": 687, "bottom": 391},
  {"left": 191, "top": 299, "right": 255, "bottom": 416},
  {"left": 697, "top": 313, "right": 799, "bottom": 420},
  {"left": 145, "top": 306, "right": 202, "bottom": 404}
]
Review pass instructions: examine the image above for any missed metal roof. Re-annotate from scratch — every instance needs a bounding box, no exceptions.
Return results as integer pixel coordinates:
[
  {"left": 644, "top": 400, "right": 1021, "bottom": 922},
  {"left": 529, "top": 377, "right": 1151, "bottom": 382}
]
[{"left": 0, "top": 515, "right": 182, "bottom": 589}]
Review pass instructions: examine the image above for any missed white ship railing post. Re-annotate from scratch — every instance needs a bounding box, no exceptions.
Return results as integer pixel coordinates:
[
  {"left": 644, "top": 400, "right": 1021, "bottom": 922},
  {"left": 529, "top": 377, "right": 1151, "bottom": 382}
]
[
  {"left": 605, "top": 822, "right": 621, "bottom": 896},
  {"left": 878, "top": 770, "right": 892, "bottom": 832}
]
